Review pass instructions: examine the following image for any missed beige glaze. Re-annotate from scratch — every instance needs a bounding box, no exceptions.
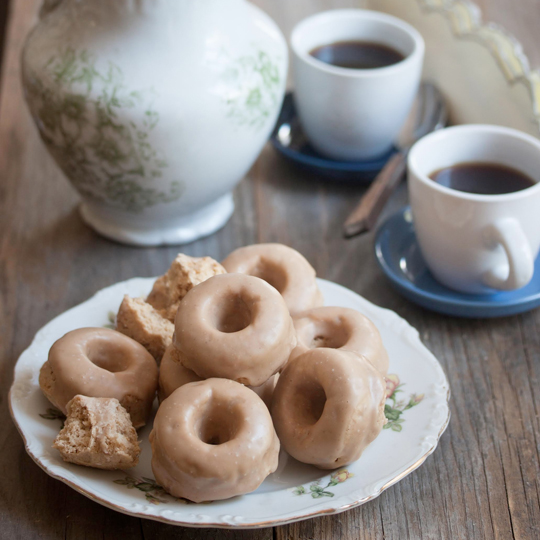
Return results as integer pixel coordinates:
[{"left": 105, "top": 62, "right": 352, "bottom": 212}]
[
  {"left": 158, "top": 345, "right": 203, "bottom": 402},
  {"left": 158, "top": 344, "right": 278, "bottom": 407},
  {"left": 271, "top": 348, "right": 386, "bottom": 469},
  {"left": 174, "top": 273, "right": 296, "bottom": 387},
  {"left": 290, "top": 306, "right": 389, "bottom": 374},
  {"left": 40, "top": 328, "right": 158, "bottom": 428},
  {"left": 150, "top": 378, "right": 280, "bottom": 502},
  {"left": 221, "top": 243, "right": 323, "bottom": 314}
]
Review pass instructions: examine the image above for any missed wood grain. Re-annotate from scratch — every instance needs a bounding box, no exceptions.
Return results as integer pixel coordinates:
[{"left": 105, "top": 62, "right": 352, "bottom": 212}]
[{"left": 1, "top": 1, "right": 539, "bottom": 539}]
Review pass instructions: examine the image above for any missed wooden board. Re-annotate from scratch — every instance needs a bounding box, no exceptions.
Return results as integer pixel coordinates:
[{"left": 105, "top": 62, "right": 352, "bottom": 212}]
[{"left": 0, "top": 1, "right": 539, "bottom": 539}]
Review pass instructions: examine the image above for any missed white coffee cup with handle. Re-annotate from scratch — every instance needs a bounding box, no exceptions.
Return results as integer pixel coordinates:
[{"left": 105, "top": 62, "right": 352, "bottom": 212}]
[
  {"left": 408, "top": 124, "right": 540, "bottom": 294},
  {"left": 291, "top": 9, "right": 424, "bottom": 161}
]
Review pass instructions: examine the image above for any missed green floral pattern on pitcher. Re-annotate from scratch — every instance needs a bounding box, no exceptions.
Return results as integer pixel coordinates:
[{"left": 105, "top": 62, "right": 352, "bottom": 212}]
[
  {"left": 220, "top": 48, "right": 281, "bottom": 129},
  {"left": 25, "top": 48, "right": 183, "bottom": 212}
]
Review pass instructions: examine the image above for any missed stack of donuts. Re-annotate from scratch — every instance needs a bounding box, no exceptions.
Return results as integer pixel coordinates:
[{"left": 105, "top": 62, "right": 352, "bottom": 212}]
[{"left": 39, "top": 243, "right": 388, "bottom": 503}]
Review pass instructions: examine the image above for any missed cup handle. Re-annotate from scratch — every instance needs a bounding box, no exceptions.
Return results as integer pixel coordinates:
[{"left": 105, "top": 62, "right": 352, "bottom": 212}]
[{"left": 482, "top": 218, "right": 534, "bottom": 291}]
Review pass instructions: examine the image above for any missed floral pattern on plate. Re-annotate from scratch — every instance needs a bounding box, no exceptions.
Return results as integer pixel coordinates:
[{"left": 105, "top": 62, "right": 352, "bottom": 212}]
[{"left": 384, "top": 374, "right": 424, "bottom": 432}]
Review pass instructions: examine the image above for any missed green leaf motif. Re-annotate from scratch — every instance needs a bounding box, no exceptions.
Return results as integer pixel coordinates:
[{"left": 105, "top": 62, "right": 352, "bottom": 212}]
[
  {"left": 384, "top": 404, "right": 402, "bottom": 421},
  {"left": 220, "top": 48, "right": 281, "bottom": 130},
  {"left": 39, "top": 407, "right": 66, "bottom": 427},
  {"left": 383, "top": 375, "right": 425, "bottom": 433},
  {"left": 25, "top": 48, "right": 184, "bottom": 212},
  {"left": 293, "top": 469, "right": 353, "bottom": 498},
  {"left": 113, "top": 476, "right": 188, "bottom": 505}
]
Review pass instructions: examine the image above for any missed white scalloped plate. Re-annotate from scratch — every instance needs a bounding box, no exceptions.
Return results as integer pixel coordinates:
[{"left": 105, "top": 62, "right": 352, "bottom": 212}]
[{"left": 9, "top": 278, "right": 450, "bottom": 528}]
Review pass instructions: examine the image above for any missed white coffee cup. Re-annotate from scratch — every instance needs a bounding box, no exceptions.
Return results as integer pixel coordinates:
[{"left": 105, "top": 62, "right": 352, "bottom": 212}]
[
  {"left": 291, "top": 9, "right": 424, "bottom": 161},
  {"left": 408, "top": 124, "right": 540, "bottom": 294}
]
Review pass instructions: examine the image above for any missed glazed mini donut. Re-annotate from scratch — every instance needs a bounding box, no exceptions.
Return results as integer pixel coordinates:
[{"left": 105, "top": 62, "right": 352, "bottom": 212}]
[
  {"left": 150, "top": 378, "right": 280, "bottom": 502},
  {"left": 39, "top": 328, "right": 158, "bottom": 428},
  {"left": 251, "top": 373, "right": 279, "bottom": 409},
  {"left": 221, "top": 243, "right": 323, "bottom": 314},
  {"left": 158, "top": 344, "right": 279, "bottom": 407},
  {"left": 174, "top": 273, "right": 296, "bottom": 387},
  {"left": 158, "top": 345, "right": 202, "bottom": 402},
  {"left": 290, "top": 306, "right": 389, "bottom": 374},
  {"left": 271, "top": 348, "right": 386, "bottom": 469}
]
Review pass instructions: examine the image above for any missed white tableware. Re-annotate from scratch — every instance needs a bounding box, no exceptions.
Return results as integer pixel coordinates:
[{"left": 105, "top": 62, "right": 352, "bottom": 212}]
[
  {"left": 408, "top": 125, "right": 540, "bottom": 294},
  {"left": 290, "top": 9, "right": 424, "bottom": 161},
  {"left": 22, "top": 0, "right": 287, "bottom": 246},
  {"left": 10, "top": 277, "right": 450, "bottom": 528},
  {"left": 366, "top": 0, "right": 540, "bottom": 138}
]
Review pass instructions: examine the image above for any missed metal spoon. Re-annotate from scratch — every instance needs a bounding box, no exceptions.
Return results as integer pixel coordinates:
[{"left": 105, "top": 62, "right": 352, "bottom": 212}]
[{"left": 343, "top": 82, "right": 447, "bottom": 238}]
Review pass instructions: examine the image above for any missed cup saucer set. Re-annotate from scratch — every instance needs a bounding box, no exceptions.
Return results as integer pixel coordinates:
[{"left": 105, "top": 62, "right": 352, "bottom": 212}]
[
  {"left": 376, "top": 125, "right": 540, "bottom": 317},
  {"left": 271, "top": 10, "right": 540, "bottom": 318}
]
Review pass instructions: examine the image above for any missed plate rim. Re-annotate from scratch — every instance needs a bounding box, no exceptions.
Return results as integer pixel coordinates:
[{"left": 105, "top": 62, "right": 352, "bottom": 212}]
[{"left": 9, "top": 276, "right": 451, "bottom": 529}]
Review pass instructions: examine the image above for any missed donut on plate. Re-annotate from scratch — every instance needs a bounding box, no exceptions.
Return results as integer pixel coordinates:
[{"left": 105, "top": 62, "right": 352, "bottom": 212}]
[
  {"left": 39, "top": 328, "right": 158, "bottom": 428},
  {"left": 174, "top": 273, "right": 296, "bottom": 387},
  {"left": 158, "top": 344, "right": 202, "bottom": 403},
  {"left": 150, "top": 378, "right": 279, "bottom": 502},
  {"left": 221, "top": 243, "right": 323, "bottom": 314},
  {"left": 271, "top": 348, "right": 386, "bottom": 469},
  {"left": 158, "top": 344, "right": 279, "bottom": 407},
  {"left": 290, "top": 306, "right": 389, "bottom": 374}
]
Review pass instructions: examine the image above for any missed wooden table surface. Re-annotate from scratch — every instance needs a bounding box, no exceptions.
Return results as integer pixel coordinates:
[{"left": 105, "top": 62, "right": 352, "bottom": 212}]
[{"left": 1, "top": 1, "right": 539, "bottom": 539}]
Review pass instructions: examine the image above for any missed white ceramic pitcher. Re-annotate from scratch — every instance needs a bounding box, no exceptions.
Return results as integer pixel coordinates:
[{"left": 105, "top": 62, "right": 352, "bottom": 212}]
[{"left": 22, "top": 0, "right": 287, "bottom": 245}]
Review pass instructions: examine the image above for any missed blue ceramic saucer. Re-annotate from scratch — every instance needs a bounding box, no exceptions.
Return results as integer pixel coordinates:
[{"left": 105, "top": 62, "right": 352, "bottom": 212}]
[
  {"left": 270, "top": 93, "right": 396, "bottom": 181},
  {"left": 375, "top": 207, "right": 540, "bottom": 318}
]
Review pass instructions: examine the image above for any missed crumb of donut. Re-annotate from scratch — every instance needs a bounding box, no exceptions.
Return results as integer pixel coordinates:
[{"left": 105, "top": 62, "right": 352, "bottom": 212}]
[
  {"left": 116, "top": 296, "right": 173, "bottom": 363},
  {"left": 53, "top": 395, "right": 140, "bottom": 470},
  {"left": 146, "top": 254, "right": 226, "bottom": 322}
]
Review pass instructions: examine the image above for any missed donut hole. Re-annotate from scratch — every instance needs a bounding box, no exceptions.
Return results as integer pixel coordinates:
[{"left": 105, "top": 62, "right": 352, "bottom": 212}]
[
  {"left": 291, "top": 380, "right": 327, "bottom": 426},
  {"left": 197, "top": 403, "right": 242, "bottom": 445},
  {"left": 249, "top": 259, "right": 288, "bottom": 294},
  {"left": 307, "top": 320, "right": 350, "bottom": 350},
  {"left": 212, "top": 295, "right": 252, "bottom": 333},
  {"left": 87, "top": 341, "right": 131, "bottom": 373}
]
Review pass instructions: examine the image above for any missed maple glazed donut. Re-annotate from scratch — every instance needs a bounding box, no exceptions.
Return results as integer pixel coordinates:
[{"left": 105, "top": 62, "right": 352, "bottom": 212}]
[
  {"left": 271, "top": 348, "right": 386, "bottom": 469},
  {"left": 174, "top": 273, "right": 296, "bottom": 387},
  {"left": 158, "top": 344, "right": 279, "bottom": 407},
  {"left": 290, "top": 306, "right": 389, "bottom": 374},
  {"left": 150, "top": 378, "right": 280, "bottom": 502},
  {"left": 39, "top": 328, "right": 158, "bottom": 428},
  {"left": 158, "top": 345, "right": 202, "bottom": 402},
  {"left": 221, "top": 243, "right": 324, "bottom": 314}
]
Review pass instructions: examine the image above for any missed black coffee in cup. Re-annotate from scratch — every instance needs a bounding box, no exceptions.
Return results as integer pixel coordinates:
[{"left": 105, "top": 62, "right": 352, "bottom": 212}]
[
  {"left": 309, "top": 40, "right": 405, "bottom": 69},
  {"left": 429, "top": 162, "right": 535, "bottom": 195}
]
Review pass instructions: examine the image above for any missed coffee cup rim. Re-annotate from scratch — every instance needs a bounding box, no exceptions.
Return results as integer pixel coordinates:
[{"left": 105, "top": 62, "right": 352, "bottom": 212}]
[
  {"left": 408, "top": 124, "right": 540, "bottom": 202},
  {"left": 290, "top": 9, "right": 425, "bottom": 78}
]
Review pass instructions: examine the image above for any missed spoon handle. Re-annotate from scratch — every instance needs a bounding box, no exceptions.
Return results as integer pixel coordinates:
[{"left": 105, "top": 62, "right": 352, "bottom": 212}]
[{"left": 343, "top": 151, "right": 407, "bottom": 238}]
